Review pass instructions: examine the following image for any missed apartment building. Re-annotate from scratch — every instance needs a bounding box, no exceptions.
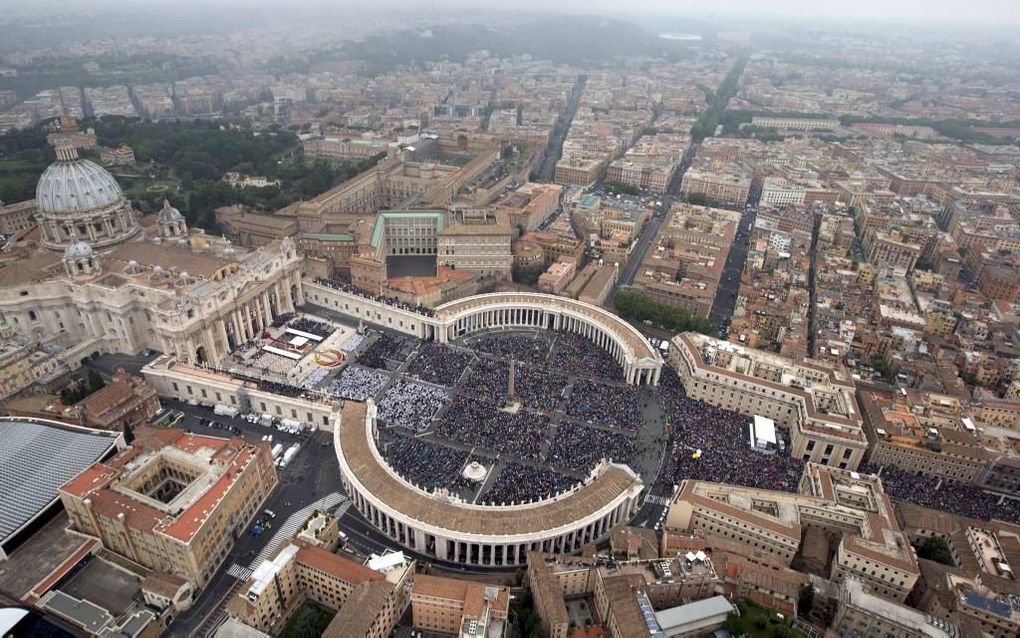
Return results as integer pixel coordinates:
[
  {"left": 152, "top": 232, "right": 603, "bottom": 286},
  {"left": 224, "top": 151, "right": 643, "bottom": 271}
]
[
  {"left": 750, "top": 117, "right": 840, "bottom": 132},
  {"left": 537, "top": 259, "right": 577, "bottom": 295},
  {"left": 230, "top": 541, "right": 414, "bottom": 637},
  {"left": 834, "top": 578, "right": 958, "bottom": 638},
  {"left": 633, "top": 202, "right": 739, "bottom": 317},
  {"left": 411, "top": 574, "right": 509, "bottom": 637},
  {"left": 0, "top": 198, "right": 36, "bottom": 235},
  {"left": 669, "top": 333, "right": 868, "bottom": 470},
  {"left": 495, "top": 182, "right": 562, "bottom": 234},
  {"left": 858, "top": 390, "right": 991, "bottom": 484},
  {"left": 897, "top": 504, "right": 1020, "bottom": 638},
  {"left": 437, "top": 209, "right": 514, "bottom": 280},
  {"left": 58, "top": 427, "right": 278, "bottom": 589},
  {"left": 680, "top": 168, "right": 751, "bottom": 207},
  {"left": 665, "top": 463, "right": 920, "bottom": 602},
  {"left": 527, "top": 552, "right": 720, "bottom": 638}
]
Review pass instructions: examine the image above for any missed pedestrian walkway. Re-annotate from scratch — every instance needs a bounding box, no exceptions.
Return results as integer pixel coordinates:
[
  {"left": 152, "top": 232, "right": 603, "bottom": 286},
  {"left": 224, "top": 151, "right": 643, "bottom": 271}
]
[
  {"left": 226, "top": 564, "right": 253, "bottom": 581},
  {"left": 240, "top": 492, "right": 348, "bottom": 573}
]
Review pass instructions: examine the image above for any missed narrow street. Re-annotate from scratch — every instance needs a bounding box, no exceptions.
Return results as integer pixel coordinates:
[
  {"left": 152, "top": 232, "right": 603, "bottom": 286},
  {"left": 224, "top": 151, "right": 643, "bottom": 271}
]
[
  {"left": 535, "top": 74, "right": 586, "bottom": 182},
  {"left": 707, "top": 204, "right": 757, "bottom": 332},
  {"left": 613, "top": 140, "right": 701, "bottom": 295}
]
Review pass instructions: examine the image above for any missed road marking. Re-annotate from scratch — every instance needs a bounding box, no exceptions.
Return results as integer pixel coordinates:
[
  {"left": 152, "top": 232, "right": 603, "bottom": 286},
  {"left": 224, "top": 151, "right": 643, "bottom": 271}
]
[
  {"left": 245, "top": 492, "right": 348, "bottom": 571},
  {"left": 226, "top": 564, "right": 253, "bottom": 581}
]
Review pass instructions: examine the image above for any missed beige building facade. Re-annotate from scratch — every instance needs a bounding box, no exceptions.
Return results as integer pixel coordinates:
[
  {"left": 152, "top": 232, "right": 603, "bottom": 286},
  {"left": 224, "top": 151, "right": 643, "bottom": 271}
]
[
  {"left": 58, "top": 428, "right": 278, "bottom": 589},
  {"left": 669, "top": 333, "right": 868, "bottom": 470}
]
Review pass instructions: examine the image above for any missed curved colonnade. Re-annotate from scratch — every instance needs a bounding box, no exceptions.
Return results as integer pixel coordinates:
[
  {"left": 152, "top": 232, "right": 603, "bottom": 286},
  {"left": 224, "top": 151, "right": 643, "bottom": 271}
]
[
  {"left": 303, "top": 284, "right": 664, "bottom": 385},
  {"left": 334, "top": 401, "right": 645, "bottom": 567}
]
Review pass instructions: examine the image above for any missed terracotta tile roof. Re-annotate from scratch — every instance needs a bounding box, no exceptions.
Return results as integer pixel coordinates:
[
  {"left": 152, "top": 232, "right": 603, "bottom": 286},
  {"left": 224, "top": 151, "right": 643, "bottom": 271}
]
[
  {"left": 679, "top": 482, "right": 802, "bottom": 541},
  {"left": 294, "top": 540, "right": 384, "bottom": 585},
  {"left": 322, "top": 580, "right": 394, "bottom": 638},
  {"left": 527, "top": 553, "right": 569, "bottom": 625},
  {"left": 173, "top": 433, "right": 231, "bottom": 455},
  {"left": 58, "top": 463, "right": 118, "bottom": 498},
  {"left": 89, "top": 489, "right": 163, "bottom": 532},
  {"left": 159, "top": 447, "right": 254, "bottom": 542},
  {"left": 413, "top": 573, "right": 470, "bottom": 602},
  {"left": 140, "top": 572, "right": 187, "bottom": 598},
  {"left": 80, "top": 379, "right": 135, "bottom": 418}
]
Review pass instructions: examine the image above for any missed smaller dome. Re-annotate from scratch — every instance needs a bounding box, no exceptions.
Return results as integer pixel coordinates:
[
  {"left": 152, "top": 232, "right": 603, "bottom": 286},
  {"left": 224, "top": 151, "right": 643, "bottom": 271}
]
[
  {"left": 157, "top": 199, "right": 184, "bottom": 224},
  {"left": 64, "top": 241, "right": 93, "bottom": 261}
]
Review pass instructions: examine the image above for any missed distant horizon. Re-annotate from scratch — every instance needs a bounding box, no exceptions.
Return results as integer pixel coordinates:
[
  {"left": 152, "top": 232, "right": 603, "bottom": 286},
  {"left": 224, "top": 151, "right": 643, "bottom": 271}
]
[{"left": 2, "top": 0, "right": 1019, "bottom": 30}]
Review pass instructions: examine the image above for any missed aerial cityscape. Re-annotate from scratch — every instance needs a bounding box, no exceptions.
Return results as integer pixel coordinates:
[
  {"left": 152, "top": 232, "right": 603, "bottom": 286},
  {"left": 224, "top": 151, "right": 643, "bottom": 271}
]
[{"left": 0, "top": 1, "right": 1018, "bottom": 637}]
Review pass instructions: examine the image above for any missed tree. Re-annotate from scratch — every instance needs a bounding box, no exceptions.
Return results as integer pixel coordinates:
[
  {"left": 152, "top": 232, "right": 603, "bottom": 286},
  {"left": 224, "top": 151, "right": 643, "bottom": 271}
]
[
  {"left": 614, "top": 290, "right": 713, "bottom": 335},
  {"left": 123, "top": 422, "right": 135, "bottom": 445},
  {"left": 85, "top": 368, "right": 106, "bottom": 394},
  {"left": 917, "top": 536, "right": 954, "bottom": 566},
  {"left": 603, "top": 181, "right": 643, "bottom": 196}
]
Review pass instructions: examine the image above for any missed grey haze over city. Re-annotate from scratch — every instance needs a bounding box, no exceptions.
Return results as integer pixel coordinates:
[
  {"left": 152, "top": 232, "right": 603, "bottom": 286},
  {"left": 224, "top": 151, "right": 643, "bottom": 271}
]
[{"left": 0, "top": 1, "right": 1018, "bottom": 638}]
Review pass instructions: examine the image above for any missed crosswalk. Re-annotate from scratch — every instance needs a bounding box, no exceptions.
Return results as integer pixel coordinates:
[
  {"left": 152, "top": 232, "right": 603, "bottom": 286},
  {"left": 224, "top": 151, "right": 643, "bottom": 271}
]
[
  {"left": 333, "top": 499, "right": 352, "bottom": 519},
  {"left": 225, "top": 492, "right": 349, "bottom": 581},
  {"left": 226, "top": 564, "right": 253, "bottom": 580},
  {"left": 644, "top": 495, "right": 672, "bottom": 506}
]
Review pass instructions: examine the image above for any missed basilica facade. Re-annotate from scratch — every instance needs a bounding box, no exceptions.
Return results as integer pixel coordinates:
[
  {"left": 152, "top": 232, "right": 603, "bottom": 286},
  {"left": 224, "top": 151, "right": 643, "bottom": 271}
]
[{"left": 0, "top": 143, "right": 302, "bottom": 367}]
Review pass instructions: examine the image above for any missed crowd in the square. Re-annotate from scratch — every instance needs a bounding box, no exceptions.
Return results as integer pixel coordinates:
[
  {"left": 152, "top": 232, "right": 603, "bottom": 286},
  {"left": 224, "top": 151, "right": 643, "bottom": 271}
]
[
  {"left": 287, "top": 317, "right": 335, "bottom": 339},
  {"left": 326, "top": 365, "right": 389, "bottom": 401},
  {"left": 472, "top": 333, "right": 550, "bottom": 367},
  {"left": 301, "top": 366, "right": 329, "bottom": 390},
  {"left": 380, "top": 435, "right": 469, "bottom": 491},
  {"left": 359, "top": 334, "right": 416, "bottom": 370},
  {"left": 548, "top": 331, "right": 624, "bottom": 380},
  {"left": 250, "top": 350, "right": 297, "bottom": 375},
  {"left": 340, "top": 333, "right": 365, "bottom": 352},
  {"left": 377, "top": 379, "right": 447, "bottom": 431},
  {"left": 566, "top": 380, "right": 642, "bottom": 431},
  {"left": 547, "top": 421, "right": 636, "bottom": 473},
  {"left": 659, "top": 368, "right": 803, "bottom": 492},
  {"left": 405, "top": 343, "right": 473, "bottom": 386},
  {"left": 435, "top": 396, "right": 548, "bottom": 460},
  {"left": 480, "top": 462, "right": 577, "bottom": 505},
  {"left": 861, "top": 464, "right": 1020, "bottom": 524}
]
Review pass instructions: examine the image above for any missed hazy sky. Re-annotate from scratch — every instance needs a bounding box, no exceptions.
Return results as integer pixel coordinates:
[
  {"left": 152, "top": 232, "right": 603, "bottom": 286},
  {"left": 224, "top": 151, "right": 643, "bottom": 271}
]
[{"left": 7, "top": 0, "right": 1020, "bottom": 27}]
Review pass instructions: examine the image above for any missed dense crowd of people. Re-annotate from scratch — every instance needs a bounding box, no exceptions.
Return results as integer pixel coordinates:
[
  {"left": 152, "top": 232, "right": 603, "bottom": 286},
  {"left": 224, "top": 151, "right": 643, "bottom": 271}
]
[
  {"left": 250, "top": 350, "right": 297, "bottom": 375},
  {"left": 301, "top": 366, "right": 329, "bottom": 390},
  {"left": 405, "top": 343, "right": 473, "bottom": 386},
  {"left": 380, "top": 435, "right": 469, "bottom": 491},
  {"left": 659, "top": 368, "right": 803, "bottom": 492},
  {"left": 435, "top": 396, "right": 548, "bottom": 459},
  {"left": 287, "top": 317, "right": 335, "bottom": 339},
  {"left": 270, "top": 312, "right": 296, "bottom": 328},
  {"left": 327, "top": 365, "right": 388, "bottom": 401},
  {"left": 861, "top": 464, "right": 1020, "bottom": 524},
  {"left": 547, "top": 422, "right": 635, "bottom": 473},
  {"left": 566, "top": 380, "right": 642, "bottom": 431},
  {"left": 313, "top": 277, "right": 436, "bottom": 317},
  {"left": 472, "top": 333, "right": 550, "bottom": 367},
  {"left": 481, "top": 462, "right": 576, "bottom": 505},
  {"left": 377, "top": 379, "right": 447, "bottom": 431},
  {"left": 458, "top": 357, "right": 566, "bottom": 412},
  {"left": 339, "top": 333, "right": 365, "bottom": 352},
  {"left": 548, "top": 331, "right": 624, "bottom": 380},
  {"left": 359, "top": 334, "right": 415, "bottom": 370}
]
